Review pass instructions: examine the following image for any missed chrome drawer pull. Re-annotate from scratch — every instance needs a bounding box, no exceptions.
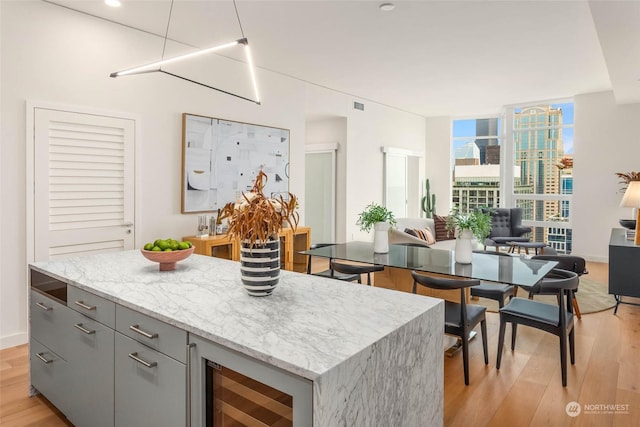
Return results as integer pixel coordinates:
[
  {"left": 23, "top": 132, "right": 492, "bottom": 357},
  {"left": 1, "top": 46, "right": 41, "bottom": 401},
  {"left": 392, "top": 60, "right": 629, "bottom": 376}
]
[
  {"left": 74, "top": 300, "right": 96, "bottom": 311},
  {"left": 128, "top": 352, "right": 157, "bottom": 368},
  {"left": 36, "top": 352, "right": 53, "bottom": 364},
  {"left": 36, "top": 302, "right": 52, "bottom": 311},
  {"left": 74, "top": 323, "right": 95, "bottom": 335},
  {"left": 129, "top": 324, "right": 158, "bottom": 339}
]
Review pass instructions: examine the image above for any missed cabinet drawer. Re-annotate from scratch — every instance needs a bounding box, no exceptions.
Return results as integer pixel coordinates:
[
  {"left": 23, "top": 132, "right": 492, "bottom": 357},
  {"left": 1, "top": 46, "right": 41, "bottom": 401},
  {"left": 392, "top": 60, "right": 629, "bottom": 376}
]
[
  {"left": 30, "top": 338, "right": 70, "bottom": 416},
  {"left": 114, "top": 333, "right": 186, "bottom": 427},
  {"left": 116, "top": 305, "right": 187, "bottom": 363},
  {"left": 30, "top": 290, "right": 71, "bottom": 357},
  {"left": 65, "top": 310, "right": 115, "bottom": 427},
  {"left": 68, "top": 286, "right": 115, "bottom": 328}
]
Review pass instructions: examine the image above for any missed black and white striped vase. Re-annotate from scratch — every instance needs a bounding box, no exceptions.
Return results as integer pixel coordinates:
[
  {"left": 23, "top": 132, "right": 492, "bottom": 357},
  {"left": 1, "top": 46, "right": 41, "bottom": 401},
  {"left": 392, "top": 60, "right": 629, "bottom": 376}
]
[{"left": 240, "top": 239, "right": 280, "bottom": 296}]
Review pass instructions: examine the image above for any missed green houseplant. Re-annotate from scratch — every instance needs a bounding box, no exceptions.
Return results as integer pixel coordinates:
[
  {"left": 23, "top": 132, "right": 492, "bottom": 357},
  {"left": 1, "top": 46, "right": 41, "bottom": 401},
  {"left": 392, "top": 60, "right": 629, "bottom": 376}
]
[
  {"left": 356, "top": 202, "right": 396, "bottom": 253},
  {"left": 445, "top": 208, "right": 493, "bottom": 264},
  {"left": 356, "top": 202, "right": 397, "bottom": 232},
  {"left": 445, "top": 209, "right": 493, "bottom": 242}
]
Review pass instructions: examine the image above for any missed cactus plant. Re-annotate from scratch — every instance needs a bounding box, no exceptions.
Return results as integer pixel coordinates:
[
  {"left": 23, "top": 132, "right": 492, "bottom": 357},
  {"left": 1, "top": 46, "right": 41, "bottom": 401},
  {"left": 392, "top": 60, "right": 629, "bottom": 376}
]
[{"left": 421, "top": 179, "right": 436, "bottom": 218}]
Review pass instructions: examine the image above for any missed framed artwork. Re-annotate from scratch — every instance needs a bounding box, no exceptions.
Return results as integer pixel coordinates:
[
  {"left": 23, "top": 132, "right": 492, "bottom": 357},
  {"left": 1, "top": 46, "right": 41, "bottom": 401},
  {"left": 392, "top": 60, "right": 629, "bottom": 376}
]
[{"left": 181, "top": 113, "right": 290, "bottom": 213}]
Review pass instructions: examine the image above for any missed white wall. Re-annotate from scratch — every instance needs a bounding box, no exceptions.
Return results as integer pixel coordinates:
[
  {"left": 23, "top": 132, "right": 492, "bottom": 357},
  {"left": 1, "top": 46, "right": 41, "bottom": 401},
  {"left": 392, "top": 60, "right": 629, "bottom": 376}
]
[
  {"left": 573, "top": 91, "right": 640, "bottom": 261},
  {"left": 425, "top": 117, "right": 453, "bottom": 216},
  {"left": 305, "top": 117, "right": 347, "bottom": 242},
  {"left": 345, "top": 101, "right": 426, "bottom": 242},
  {"left": 0, "top": 1, "right": 427, "bottom": 348}
]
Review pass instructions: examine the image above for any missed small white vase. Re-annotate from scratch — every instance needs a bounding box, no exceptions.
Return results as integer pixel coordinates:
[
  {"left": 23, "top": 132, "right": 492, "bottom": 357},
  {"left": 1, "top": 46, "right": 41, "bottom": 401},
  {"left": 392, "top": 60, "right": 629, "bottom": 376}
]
[
  {"left": 455, "top": 229, "right": 474, "bottom": 264},
  {"left": 373, "top": 222, "right": 390, "bottom": 253}
]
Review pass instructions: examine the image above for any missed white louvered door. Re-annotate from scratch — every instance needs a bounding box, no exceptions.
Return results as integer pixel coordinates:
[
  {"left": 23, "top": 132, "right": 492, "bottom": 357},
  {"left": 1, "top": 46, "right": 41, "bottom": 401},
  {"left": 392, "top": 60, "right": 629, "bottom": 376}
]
[{"left": 33, "top": 108, "right": 135, "bottom": 261}]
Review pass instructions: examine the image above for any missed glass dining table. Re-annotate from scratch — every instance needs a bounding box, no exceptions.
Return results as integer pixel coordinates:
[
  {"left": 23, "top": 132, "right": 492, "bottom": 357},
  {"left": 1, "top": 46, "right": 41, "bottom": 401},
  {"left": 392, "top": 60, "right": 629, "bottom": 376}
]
[{"left": 300, "top": 241, "right": 558, "bottom": 295}]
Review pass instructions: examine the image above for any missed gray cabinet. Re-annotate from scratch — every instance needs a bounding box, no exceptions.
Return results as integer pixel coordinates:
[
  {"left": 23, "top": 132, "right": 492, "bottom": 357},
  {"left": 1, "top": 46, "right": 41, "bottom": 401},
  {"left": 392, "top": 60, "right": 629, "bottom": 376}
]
[
  {"left": 65, "top": 309, "right": 114, "bottom": 427},
  {"left": 30, "top": 268, "right": 189, "bottom": 427},
  {"left": 114, "top": 333, "right": 186, "bottom": 427},
  {"left": 609, "top": 228, "right": 640, "bottom": 313},
  {"left": 29, "top": 337, "right": 71, "bottom": 417}
]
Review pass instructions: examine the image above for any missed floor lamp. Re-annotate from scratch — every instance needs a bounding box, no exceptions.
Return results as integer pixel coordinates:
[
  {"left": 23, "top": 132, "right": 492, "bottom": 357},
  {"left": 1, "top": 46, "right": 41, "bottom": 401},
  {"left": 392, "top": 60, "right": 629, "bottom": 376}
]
[{"left": 620, "top": 181, "right": 640, "bottom": 245}]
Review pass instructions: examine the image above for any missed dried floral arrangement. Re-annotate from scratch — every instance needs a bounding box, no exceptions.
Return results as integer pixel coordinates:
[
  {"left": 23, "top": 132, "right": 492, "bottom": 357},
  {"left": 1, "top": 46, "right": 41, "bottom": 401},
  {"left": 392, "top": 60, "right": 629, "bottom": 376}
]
[
  {"left": 219, "top": 170, "right": 298, "bottom": 248},
  {"left": 615, "top": 171, "right": 640, "bottom": 192}
]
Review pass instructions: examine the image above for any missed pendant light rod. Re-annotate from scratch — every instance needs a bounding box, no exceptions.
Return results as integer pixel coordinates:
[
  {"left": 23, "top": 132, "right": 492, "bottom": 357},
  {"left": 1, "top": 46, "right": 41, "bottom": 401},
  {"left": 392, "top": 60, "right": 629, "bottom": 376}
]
[
  {"left": 109, "top": 0, "right": 261, "bottom": 105},
  {"left": 110, "top": 39, "right": 242, "bottom": 77}
]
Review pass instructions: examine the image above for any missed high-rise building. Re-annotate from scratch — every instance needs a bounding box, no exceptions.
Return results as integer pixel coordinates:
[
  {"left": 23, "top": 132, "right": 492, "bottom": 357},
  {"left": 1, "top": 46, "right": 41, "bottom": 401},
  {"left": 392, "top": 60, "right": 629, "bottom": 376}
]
[
  {"left": 474, "top": 118, "right": 499, "bottom": 165},
  {"left": 513, "top": 106, "right": 564, "bottom": 243}
]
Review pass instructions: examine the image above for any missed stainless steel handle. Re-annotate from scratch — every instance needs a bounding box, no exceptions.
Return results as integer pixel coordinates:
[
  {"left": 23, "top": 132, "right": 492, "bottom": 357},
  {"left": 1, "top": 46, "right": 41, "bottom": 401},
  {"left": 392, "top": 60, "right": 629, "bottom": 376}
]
[
  {"left": 74, "top": 300, "right": 96, "bottom": 311},
  {"left": 129, "top": 324, "right": 157, "bottom": 339},
  {"left": 36, "top": 302, "right": 52, "bottom": 311},
  {"left": 74, "top": 323, "right": 95, "bottom": 335},
  {"left": 128, "top": 352, "right": 157, "bottom": 368},
  {"left": 36, "top": 352, "right": 53, "bottom": 364},
  {"left": 122, "top": 221, "right": 134, "bottom": 228}
]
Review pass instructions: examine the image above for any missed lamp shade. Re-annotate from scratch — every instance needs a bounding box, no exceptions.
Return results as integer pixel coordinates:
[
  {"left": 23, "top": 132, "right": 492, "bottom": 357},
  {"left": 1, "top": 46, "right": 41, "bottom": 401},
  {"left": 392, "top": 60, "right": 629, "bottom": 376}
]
[
  {"left": 620, "top": 181, "right": 640, "bottom": 208},
  {"left": 621, "top": 181, "right": 640, "bottom": 245}
]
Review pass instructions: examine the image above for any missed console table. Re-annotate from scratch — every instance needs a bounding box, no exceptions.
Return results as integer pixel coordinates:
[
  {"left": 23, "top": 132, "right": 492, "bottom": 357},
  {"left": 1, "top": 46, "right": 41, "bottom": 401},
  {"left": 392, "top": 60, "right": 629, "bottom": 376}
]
[
  {"left": 609, "top": 228, "right": 640, "bottom": 314},
  {"left": 184, "top": 226, "right": 311, "bottom": 272}
]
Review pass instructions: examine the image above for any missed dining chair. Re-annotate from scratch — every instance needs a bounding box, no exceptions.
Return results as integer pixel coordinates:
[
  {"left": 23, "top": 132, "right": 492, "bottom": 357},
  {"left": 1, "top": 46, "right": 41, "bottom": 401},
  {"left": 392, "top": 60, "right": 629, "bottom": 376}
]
[
  {"left": 411, "top": 271, "right": 488, "bottom": 385},
  {"left": 470, "top": 250, "right": 517, "bottom": 308},
  {"left": 330, "top": 260, "right": 384, "bottom": 286},
  {"left": 306, "top": 243, "right": 360, "bottom": 282},
  {"left": 531, "top": 254, "right": 587, "bottom": 319},
  {"left": 496, "top": 268, "right": 579, "bottom": 386}
]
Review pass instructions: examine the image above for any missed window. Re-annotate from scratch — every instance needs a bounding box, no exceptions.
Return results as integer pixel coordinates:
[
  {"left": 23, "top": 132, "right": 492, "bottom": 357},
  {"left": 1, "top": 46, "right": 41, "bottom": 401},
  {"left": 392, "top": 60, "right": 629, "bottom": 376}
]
[
  {"left": 451, "top": 118, "right": 501, "bottom": 214},
  {"left": 511, "top": 102, "right": 574, "bottom": 253},
  {"left": 451, "top": 101, "right": 574, "bottom": 254}
]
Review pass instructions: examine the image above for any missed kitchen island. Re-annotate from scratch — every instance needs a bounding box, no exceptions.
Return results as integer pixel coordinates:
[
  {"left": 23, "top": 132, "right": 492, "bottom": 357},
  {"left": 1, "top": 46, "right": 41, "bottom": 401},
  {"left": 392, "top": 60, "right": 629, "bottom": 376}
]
[{"left": 30, "top": 250, "right": 443, "bottom": 426}]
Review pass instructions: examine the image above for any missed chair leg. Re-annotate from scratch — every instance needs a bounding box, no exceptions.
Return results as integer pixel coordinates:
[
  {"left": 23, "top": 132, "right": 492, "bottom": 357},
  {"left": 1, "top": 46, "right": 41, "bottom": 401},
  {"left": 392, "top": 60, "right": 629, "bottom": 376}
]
[
  {"left": 481, "top": 320, "right": 488, "bottom": 365},
  {"left": 560, "top": 332, "right": 568, "bottom": 387},
  {"left": 569, "top": 328, "right": 576, "bottom": 365},
  {"left": 573, "top": 298, "right": 582, "bottom": 319},
  {"left": 496, "top": 319, "right": 506, "bottom": 369},
  {"left": 462, "top": 333, "right": 470, "bottom": 385},
  {"left": 511, "top": 323, "right": 518, "bottom": 350}
]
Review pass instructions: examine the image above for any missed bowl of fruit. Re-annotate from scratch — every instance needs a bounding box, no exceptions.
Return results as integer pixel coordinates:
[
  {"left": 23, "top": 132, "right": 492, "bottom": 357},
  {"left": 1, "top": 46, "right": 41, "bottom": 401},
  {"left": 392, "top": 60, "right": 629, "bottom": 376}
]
[{"left": 141, "top": 238, "right": 195, "bottom": 271}]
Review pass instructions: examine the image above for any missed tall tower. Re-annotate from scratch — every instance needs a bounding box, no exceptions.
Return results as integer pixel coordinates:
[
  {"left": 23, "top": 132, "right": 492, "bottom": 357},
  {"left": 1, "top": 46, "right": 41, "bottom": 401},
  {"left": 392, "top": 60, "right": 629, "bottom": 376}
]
[
  {"left": 474, "top": 118, "right": 499, "bottom": 165},
  {"left": 513, "top": 106, "right": 564, "bottom": 242}
]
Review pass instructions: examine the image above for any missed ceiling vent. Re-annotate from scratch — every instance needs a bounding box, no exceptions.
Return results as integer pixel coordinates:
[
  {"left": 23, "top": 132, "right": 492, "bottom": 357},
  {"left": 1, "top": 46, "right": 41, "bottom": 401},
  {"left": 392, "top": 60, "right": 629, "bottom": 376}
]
[{"left": 354, "top": 101, "right": 365, "bottom": 111}]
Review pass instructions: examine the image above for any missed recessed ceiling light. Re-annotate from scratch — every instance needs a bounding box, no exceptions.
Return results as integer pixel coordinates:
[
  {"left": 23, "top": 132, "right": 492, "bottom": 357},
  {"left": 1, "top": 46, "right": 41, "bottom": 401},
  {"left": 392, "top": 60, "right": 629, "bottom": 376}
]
[
  {"left": 105, "top": 0, "right": 121, "bottom": 7},
  {"left": 379, "top": 3, "right": 395, "bottom": 12}
]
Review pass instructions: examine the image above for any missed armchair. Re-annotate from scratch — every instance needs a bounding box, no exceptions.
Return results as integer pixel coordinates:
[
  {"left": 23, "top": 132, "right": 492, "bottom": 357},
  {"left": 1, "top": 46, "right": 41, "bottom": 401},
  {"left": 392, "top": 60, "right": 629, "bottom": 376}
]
[{"left": 483, "top": 208, "right": 532, "bottom": 251}]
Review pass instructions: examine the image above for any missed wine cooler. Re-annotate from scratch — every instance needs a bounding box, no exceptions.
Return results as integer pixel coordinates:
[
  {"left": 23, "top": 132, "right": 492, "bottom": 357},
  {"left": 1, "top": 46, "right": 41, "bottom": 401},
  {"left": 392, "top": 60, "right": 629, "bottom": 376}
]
[
  {"left": 206, "top": 361, "right": 293, "bottom": 426},
  {"left": 190, "top": 335, "right": 313, "bottom": 426}
]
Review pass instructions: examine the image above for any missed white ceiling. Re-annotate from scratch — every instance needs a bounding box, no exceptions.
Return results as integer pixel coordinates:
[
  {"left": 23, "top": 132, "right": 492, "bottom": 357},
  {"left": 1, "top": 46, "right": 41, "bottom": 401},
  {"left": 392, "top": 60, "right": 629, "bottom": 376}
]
[{"left": 46, "top": 0, "right": 640, "bottom": 117}]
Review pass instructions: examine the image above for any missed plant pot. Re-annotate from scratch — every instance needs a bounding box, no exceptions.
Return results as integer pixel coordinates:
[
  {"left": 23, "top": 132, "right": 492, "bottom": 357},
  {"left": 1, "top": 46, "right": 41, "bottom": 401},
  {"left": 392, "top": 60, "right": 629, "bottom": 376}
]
[
  {"left": 373, "top": 222, "right": 390, "bottom": 253},
  {"left": 454, "top": 229, "right": 474, "bottom": 264},
  {"left": 240, "top": 239, "right": 280, "bottom": 296}
]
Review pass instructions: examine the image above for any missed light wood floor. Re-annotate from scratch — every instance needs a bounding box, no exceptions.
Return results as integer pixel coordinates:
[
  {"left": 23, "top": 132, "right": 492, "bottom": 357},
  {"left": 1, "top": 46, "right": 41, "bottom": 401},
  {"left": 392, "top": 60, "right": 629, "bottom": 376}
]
[{"left": 1, "top": 262, "right": 638, "bottom": 426}]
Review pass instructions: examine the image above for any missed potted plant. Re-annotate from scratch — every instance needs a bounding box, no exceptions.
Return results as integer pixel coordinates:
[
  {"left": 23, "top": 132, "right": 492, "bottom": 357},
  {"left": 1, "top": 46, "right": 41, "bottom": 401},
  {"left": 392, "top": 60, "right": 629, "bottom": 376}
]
[
  {"left": 445, "top": 208, "right": 493, "bottom": 263},
  {"left": 356, "top": 202, "right": 396, "bottom": 253},
  {"left": 219, "top": 170, "right": 299, "bottom": 296}
]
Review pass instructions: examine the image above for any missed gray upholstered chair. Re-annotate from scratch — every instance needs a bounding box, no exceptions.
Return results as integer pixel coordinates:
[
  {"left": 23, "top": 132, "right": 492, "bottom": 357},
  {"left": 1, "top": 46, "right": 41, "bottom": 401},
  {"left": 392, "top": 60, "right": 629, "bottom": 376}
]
[
  {"left": 483, "top": 208, "right": 532, "bottom": 251},
  {"left": 496, "top": 269, "right": 579, "bottom": 386},
  {"left": 411, "top": 271, "right": 488, "bottom": 385}
]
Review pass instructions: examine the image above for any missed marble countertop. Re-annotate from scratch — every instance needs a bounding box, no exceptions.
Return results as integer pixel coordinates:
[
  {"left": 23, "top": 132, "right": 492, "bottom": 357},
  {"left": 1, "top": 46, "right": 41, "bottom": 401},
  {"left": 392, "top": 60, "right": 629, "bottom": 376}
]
[{"left": 31, "top": 250, "right": 441, "bottom": 380}]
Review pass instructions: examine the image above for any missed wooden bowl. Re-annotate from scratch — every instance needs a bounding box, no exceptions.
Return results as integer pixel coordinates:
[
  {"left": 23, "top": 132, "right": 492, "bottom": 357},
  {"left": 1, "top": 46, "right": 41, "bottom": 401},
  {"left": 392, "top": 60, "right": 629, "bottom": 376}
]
[{"left": 140, "top": 247, "right": 195, "bottom": 271}]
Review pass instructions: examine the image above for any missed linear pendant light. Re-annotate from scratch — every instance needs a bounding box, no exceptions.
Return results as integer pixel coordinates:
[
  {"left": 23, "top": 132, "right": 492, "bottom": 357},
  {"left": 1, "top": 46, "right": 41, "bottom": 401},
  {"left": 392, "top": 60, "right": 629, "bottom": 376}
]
[{"left": 109, "top": 1, "right": 261, "bottom": 105}]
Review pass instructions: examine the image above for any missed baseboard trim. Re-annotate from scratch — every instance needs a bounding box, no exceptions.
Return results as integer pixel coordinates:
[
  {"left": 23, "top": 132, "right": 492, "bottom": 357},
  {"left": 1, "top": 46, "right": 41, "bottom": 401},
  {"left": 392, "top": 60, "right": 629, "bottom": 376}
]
[{"left": 0, "top": 332, "right": 28, "bottom": 351}]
